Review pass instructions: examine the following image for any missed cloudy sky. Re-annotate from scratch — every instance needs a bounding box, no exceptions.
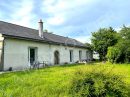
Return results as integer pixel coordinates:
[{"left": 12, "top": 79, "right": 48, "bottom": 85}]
[{"left": 0, "top": 0, "right": 130, "bottom": 43}]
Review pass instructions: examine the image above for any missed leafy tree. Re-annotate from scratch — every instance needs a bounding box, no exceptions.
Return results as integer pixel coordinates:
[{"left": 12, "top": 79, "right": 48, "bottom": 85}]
[
  {"left": 120, "top": 25, "right": 130, "bottom": 40},
  {"left": 107, "top": 47, "right": 120, "bottom": 63},
  {"left": 91, "top": 27, "right": 118, "bottom": 61},
  {"left": 85, "top": 43, "right": 92, "bottom": 50},
  {"left": 107, "top": 25, "right": 130, "bottom": 63}
]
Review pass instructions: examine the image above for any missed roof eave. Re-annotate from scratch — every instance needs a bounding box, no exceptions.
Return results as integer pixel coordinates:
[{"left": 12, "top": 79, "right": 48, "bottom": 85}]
[{"left": 2, "top": 34, "right": 88, "bottom": 49}]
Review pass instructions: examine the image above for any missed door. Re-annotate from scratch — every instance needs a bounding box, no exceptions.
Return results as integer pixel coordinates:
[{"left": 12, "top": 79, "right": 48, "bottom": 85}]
[
  {"left": 29, "top": 48, "right": 37, "bottom": 65},
  {"left": 70, "top": 50, "right": 73, "bottom": 62},
  {"left": 86, "top": 51, "right": 89, "bottom": 60},
  {"left": 79, "top": 50, "right": 82, "bottom": 61},
  {"left": 54, "top": 51, "right": 60, "bottom": 65}
]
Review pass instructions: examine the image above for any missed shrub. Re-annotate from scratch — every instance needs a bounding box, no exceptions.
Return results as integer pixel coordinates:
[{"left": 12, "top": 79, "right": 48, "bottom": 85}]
[
  {"left": 107, "top": 46, "right": 121, "bottom": 63},
  {"left": 69, "top": 69, "right": 128, "bottom": 97}
]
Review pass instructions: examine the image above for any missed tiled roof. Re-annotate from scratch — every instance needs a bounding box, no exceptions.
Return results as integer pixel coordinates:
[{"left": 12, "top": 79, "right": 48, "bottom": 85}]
[{"left": 0, "top": 21, "right": 87, "bottom": 48}]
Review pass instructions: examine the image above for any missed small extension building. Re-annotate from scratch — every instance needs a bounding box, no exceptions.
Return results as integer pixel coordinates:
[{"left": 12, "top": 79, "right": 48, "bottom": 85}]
[{"left": 0, "top": 20, "right": 92, "bottom": 71}]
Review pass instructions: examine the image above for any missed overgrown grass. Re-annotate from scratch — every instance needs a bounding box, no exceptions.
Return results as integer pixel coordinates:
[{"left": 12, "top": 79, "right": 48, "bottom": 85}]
[{"left": 0, "top": 62, "right": 130, "bottom": 97}]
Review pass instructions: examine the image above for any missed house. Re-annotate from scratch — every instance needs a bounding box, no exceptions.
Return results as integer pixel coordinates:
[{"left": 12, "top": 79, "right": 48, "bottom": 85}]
[{"left": 0, "top": 20, "right": 92, "bottom": 71}]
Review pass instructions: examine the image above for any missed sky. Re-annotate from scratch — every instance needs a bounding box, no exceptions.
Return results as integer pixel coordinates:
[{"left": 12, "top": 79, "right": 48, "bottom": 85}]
[{"left": 0, "top": 0, "right": 130, "bottom": 43}]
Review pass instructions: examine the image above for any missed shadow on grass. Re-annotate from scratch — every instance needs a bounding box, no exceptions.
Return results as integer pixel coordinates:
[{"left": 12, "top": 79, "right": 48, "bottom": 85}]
[
  {"left": 60, "top": 63, "right": 83, "bottom": 67},
  {"left": 0, "top": 70, "right": 36, "bottom": 78},
  {"left": 60, "top": 62, "right": 96, "bottom": 68},
  {"left": 0, "top": 62, "right": 97, "bottom": 77}
]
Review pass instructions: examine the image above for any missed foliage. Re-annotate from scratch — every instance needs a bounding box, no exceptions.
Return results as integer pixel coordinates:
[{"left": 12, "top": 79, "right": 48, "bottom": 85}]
[
  {"left": 69, "top": 68, "right": 128, "bottom": 97},
  {"left": 91, "top": 27, "right": 118, "bottom": 61},
  {"left": 0, "top": 63, "right": 129, "bottom": 97},
  {"left": 107, "top": 25, "right": 130, "bottom": 63},
  {"left": 120, "top": 25, "right": 130, "bottom": 40},
  {"left": 119, "top": 25, "right": 130, "bottom": 63},
  {"left": 107, "top": 46, "right": 121, "bottom": 63},
  {"left": 85, "top": 43, "right": 92, "bottom": 50}
]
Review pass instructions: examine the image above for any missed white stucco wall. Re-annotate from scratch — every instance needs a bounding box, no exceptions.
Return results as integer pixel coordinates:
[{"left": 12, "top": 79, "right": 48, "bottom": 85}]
[
  {"left": 3, "top": 38, "right": 92, "bottom": 70},
  {"left": 0, "top": 34, "right": 4, "bottom": 71},
  {"left": 0, "top": 42, "right": 3, "bottom": 63}
]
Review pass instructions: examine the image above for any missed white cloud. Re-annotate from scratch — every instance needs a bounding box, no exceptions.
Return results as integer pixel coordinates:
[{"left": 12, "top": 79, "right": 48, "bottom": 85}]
[
  {"left": 75, "top": 35, "right": 91, "bottom": 43},
  {"left": 47, "top": 15, "right": 65, "bottom": 25},
  {"left": 43, "top": 0, "right": 94, "bottom": 26},
  {"left": 10, "top": 0, "right": 35, "bottom": 27},
  {"left": 115, "top": 27, "right": 122, "bottom": 32},
  {"left": 43, "top": 0, "right": 93, "bottom": 13}
]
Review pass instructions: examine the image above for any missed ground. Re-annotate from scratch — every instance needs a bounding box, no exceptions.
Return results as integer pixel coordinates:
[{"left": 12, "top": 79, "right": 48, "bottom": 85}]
[{"left": 0, "top": 62, "right": 130, "bottom": 97}]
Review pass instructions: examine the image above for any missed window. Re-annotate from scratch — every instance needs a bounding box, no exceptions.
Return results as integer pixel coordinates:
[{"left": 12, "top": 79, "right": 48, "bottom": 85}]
[
  {"left": 70, "top": 50, "right": 73, "bottom": 62},
  {"left": 79, "top": 50, "right": 82, "bottom": 61}
]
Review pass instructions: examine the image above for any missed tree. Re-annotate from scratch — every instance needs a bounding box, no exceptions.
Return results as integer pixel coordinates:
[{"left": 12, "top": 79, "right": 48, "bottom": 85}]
[
  {"left": 85, "top": 43, "right": 92, "bottom": 50},
  {"left": 107, "top": 25, "right": 130, "bottom": 63},
  {"left": 120, "top": 25, "right": 130, "bottom": 40},
  {"left": 107, "top": 47, "right": 120, "bottom": 63},
  {"left": 91, "top": 27, "right": 118, "bottom": 61}
]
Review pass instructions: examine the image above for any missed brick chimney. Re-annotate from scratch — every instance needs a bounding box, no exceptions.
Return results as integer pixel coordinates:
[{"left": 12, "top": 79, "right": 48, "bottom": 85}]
[{"left": 38, "top": 19, "right": 44, "bottom": 38}]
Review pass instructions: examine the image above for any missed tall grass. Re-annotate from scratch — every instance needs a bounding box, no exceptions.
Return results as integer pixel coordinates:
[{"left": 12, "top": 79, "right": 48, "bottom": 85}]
[
  {"left": 69, "top": 68, "right": 128, "bottom": 97},
  {"left": 0, "top": 63, "right": 129, "bottom": 97}
]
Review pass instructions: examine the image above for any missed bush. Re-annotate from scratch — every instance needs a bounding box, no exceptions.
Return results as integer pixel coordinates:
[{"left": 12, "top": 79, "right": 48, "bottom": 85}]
[
  {"left": 69, "top": 69, "right": 128, "bottom": 97},
  {"left": 107, "top": 46, "right": 121, "bottom": 63},
  {"left": 107, "top": 42, "right": 130, "bottom": 63}
]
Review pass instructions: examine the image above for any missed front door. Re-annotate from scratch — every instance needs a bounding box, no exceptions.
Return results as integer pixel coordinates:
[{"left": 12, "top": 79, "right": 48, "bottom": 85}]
[
  {"left": 79, "top": 50, "right": 82, "bottom": 61},
  {"left": 54, "top": 51, "right": 59, "bottom": 65},
  {"left": 29, "top": 48, "right": 37, "bottom": 65}
]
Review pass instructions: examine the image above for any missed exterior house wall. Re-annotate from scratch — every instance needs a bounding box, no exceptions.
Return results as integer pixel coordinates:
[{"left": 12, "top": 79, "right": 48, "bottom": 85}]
[
  {"left": 0, "top": 41, "right": 3, "bottom": 62},
  {"left": 3, "top": 38, "right": 92, "bottom": 70},
  {"left": 0, "top": 34, "right": 4, "bottom": 70}
]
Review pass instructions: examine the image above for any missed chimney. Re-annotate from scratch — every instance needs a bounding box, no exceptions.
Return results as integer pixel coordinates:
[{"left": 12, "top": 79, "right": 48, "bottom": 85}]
[{"left": 38, "top": 19, "right": 44, "bottom": 38}]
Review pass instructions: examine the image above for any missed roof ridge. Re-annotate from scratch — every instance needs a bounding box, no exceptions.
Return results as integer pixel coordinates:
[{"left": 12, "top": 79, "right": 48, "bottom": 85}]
[
  {"left": 0, "top": 20, "right": 78, "bottom": 41},
  {"left": 0, "top": 20, "right": 37, "bottom": 31},
  {"left": 0, "top": 20, "right": 86, "bottom": 47}
]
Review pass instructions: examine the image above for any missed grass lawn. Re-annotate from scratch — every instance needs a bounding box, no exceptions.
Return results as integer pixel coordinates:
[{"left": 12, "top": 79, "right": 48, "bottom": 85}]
[{"left": 0, "top": 62, "right": 130, "bottom": 97}]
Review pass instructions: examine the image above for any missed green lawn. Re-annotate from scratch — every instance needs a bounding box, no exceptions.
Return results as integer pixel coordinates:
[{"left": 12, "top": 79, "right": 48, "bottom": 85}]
[{"left": 0, "top": 62, "right": 130, "bottom": 97}]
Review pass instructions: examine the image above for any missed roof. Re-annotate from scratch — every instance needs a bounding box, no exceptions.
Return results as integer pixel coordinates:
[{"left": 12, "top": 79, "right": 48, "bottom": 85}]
[{"left": 0, "top": 21, "right": 87, "bottom": 48}]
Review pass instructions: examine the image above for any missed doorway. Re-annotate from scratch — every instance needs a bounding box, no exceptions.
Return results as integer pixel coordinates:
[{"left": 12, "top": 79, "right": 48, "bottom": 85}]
[
  {"left": 54, "top": 51, "right": 60, "bottom": 65},
  {"left": 70, "top": 50, "right": 73, "bottom": 62},
  {"left": 29, "top": 48, "right": 37, "bottom": 65},
  {"left": 79, "top": 50, "right": 82, "bottom": 61}
]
